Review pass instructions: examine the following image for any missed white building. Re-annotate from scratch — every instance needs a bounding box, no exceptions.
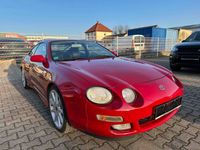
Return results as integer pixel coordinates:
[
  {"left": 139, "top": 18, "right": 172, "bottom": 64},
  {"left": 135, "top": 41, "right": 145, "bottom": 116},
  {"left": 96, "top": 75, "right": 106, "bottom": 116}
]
[{"left": 26, "top": 35, "right": 69, "bottom": 41}]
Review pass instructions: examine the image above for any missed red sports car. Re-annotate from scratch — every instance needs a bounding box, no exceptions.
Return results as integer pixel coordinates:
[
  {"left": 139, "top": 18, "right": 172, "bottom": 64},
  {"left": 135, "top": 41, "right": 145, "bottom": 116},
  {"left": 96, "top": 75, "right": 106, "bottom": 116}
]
[{"left": 21, "top": 40, "right": 183, "bottom": 138}]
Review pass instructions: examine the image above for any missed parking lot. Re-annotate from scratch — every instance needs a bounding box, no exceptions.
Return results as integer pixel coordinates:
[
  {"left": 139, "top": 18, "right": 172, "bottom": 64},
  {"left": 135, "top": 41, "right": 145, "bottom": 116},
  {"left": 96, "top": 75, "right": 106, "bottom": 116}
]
[{"left": 0, "top": 58, "right": 200, "bottom": 150}]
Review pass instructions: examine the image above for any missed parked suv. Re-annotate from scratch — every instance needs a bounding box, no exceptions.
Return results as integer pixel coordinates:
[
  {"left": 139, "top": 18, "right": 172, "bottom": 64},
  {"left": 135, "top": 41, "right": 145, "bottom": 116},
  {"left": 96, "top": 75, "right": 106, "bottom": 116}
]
[{"left": 170, "top": 31, "right": 200, "bottom": 71}]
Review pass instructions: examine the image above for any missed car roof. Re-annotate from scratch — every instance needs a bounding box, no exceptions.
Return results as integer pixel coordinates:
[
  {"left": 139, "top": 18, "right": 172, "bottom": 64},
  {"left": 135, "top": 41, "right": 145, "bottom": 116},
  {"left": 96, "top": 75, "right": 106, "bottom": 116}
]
[{"left": 192, "top": 31, "right": 200, "bottom": 34}]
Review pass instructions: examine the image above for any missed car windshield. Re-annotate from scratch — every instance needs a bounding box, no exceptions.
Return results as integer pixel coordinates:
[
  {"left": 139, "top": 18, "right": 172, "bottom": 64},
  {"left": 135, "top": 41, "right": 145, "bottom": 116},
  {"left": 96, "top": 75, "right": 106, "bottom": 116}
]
[
  {"left": 184, "top": 32, "right": 200, "bottom": 42},
  {"left": 51, "top": 41, "right": 115, "bottom": 61}
]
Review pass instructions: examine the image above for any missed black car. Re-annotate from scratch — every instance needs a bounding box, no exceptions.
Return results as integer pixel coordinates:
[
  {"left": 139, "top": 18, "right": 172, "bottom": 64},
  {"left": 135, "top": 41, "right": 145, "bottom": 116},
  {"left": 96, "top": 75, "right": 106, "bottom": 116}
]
[{"left": 170, "top": 31, "right": 200, "bottom": 71}]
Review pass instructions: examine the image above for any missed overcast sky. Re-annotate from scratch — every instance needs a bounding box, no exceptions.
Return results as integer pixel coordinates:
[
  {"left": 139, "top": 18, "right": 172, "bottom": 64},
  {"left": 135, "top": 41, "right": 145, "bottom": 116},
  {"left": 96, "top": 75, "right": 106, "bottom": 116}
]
[{"left": 0, "top": 0, "right": 199, "bottom": 35}]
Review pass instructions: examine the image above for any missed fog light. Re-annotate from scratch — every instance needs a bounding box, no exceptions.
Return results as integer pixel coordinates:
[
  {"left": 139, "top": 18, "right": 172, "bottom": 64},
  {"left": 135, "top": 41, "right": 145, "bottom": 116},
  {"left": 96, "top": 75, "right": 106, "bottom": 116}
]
[
  {"left": 96, "top": 115, "right": 123, "bottom": 122},
  {"left": 112, "top": 123, "right": 131, "bottom": 130}
]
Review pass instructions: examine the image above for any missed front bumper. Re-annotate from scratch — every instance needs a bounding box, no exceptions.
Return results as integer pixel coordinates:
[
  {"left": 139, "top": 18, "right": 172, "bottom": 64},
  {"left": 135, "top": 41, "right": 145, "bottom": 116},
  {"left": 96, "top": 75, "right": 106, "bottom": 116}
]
[
  {"left": 86, "top": 98, "right": 182, "bottom": 138},
  {"left": 85, "top": 77, "right": 183, "bottom": 138},
  {"left": 170, "top": 53, "right": 200, "bottom": 67}
]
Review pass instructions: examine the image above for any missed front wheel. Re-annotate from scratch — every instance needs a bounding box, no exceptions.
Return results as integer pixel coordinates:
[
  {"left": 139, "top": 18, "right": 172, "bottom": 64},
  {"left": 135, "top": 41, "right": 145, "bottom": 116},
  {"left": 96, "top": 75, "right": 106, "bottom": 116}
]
[
  {"left": 49, "top": 87, "right": 67, "bottom": 132},
  {"left": 170, "top": 64, "right": 181, "bottom": 71}
]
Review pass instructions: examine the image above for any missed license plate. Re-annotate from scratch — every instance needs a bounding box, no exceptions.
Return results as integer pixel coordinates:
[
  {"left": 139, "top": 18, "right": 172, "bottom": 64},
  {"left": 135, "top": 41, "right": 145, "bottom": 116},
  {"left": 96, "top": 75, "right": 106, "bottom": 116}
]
[{"left": 154, "top": 97, "right": 182, "bottom": 120}]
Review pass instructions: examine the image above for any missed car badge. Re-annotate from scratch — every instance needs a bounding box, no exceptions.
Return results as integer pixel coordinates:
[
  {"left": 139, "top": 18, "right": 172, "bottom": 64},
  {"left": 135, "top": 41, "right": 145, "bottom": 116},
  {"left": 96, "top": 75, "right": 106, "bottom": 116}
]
[{"left": 159, "top": 85, "right": 165, "bottom": 91}]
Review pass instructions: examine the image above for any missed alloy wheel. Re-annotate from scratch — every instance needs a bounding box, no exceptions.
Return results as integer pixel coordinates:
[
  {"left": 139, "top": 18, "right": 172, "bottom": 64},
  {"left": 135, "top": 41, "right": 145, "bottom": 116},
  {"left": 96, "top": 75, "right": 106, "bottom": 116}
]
[
  {"left": 21, "top": 69, "right": 26, "bottom": 88},
  {"left": 49, "top": 89, "right": 65, "bottom": 129}
]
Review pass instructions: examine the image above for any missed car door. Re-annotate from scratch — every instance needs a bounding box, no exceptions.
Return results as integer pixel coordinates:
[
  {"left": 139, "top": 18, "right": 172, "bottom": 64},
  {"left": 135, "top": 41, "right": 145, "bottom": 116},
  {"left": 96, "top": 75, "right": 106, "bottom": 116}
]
[
  {"left": 23, "top": 44, "right": 39, "bottom": 85},
  {"left": 30, "top": 43, "right": 48, "bottom": 99}
]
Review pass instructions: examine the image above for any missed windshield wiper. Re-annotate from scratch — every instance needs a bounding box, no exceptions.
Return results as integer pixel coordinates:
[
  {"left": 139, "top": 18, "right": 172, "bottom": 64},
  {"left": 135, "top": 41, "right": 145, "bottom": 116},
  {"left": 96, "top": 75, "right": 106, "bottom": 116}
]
[
  {"left": 93, "top": 55, "right": 115, "bottom": 59},
  {"left": 61, "top": 57, "right": 89, "bottom": 61},
  {"left": 60, "top": 56, "right": 115, "bottom": 61}
]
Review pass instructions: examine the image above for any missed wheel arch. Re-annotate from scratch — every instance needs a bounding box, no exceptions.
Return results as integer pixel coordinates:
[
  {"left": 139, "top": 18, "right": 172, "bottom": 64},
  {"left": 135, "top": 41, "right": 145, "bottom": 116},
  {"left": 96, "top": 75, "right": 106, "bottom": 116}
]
[
  {"left": 47, "top": 82, "right": 57, "bottom": 97},
  {"left": 47, "top": 82, "right": 70, "bottom": 123},
  {"left": 47, "top": 82, "right": 63, "bottom": 102}
]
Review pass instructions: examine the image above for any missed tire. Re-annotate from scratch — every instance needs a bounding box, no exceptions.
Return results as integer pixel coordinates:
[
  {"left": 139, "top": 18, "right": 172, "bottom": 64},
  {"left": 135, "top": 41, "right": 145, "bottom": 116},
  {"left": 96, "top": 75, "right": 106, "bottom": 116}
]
[
  {"left": 21, "top": 69, "right": 29, "bottom": 89},
  {"left": 48, "top": 87, "right": 68, "bottom": 132},
  {"left": 170, "top": 64, "right": 181, "bottom": 71}
]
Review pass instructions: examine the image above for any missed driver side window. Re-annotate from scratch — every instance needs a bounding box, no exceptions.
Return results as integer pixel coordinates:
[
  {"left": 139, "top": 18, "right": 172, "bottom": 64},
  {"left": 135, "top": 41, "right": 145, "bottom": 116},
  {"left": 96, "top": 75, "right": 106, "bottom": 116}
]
[{"left": 29, "top": 45, "right": 39, "bottom": 56}]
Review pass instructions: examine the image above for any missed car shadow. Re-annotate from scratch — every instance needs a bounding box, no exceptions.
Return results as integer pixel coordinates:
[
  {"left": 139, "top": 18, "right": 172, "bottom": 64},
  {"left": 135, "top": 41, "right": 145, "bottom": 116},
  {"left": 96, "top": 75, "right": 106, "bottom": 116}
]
[
  {"left": 174, "top": 67, "right": 200, "bottom": 74},
  {"left": 6, "top": 62, "right": 54, "bottom": 127}
]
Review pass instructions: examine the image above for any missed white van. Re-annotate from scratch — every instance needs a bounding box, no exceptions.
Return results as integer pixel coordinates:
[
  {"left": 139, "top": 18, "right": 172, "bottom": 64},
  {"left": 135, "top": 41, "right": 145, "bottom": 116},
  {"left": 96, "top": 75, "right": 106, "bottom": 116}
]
[
  {"left": 116, "top": 35, "right": 145, "bottom": 51},
  {"left": 100, "top": 35, "right": 145, "bottom": 54}
]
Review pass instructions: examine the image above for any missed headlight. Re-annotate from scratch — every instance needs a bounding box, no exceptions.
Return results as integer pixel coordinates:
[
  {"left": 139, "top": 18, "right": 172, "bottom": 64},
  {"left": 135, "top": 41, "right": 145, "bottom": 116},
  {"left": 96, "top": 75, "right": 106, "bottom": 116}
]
[
  {"left": 170, "top": 47, "right": 178, "bottom": 56},
  {"left": 171, "top": 47, "right": 178, "bottom": 52},
  {"left": 86, "top": 87, "right": 112, "bottom": 104},
  {"left": 172, "top": 47, "right": 178, "bottom": 51},
  {"left": 122, "top": 88, "right": 136, "bottom": 103}
]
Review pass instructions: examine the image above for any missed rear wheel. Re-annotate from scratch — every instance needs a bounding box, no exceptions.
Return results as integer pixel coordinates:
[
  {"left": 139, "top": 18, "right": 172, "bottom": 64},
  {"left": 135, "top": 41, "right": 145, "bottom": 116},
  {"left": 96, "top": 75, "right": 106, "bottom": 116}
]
[
  {"left": 49, "top": 87, "right": 67, "bottom": 132},
  {"left": 21, "top": 69, "right": 29, "bottom": 89}
]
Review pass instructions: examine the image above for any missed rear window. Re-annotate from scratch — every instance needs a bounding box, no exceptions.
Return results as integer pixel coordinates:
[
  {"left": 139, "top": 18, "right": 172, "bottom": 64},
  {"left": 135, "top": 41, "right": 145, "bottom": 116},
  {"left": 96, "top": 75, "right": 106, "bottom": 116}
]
[{"left": 134, "top": 36, "right": 145, "bottom": 43}]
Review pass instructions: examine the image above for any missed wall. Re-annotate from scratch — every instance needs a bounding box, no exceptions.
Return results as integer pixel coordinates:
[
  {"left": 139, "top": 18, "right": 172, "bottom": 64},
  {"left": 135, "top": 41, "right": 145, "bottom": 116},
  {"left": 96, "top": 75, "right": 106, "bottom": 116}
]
[
  {"left": 85, "top": 32, "right": 96, "bottom": 41},
  {"left": 128, "top": 27, "right": 153, "bottom": 37},
  {"left": 152, "top": 28, "right": 166, "bottom": 38},
  {"left": 165, "top": 29, "right": 178, "bottom": 51},
  {"left": 96, "top": 32, "right": 112, "bottom": 41}
]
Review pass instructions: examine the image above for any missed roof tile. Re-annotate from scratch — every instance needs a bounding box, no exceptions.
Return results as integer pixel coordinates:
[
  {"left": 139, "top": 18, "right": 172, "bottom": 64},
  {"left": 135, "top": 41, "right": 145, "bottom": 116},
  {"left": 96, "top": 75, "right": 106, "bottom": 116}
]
[{"left": 85, "top": 22, "right": 112, "bottom": 33}]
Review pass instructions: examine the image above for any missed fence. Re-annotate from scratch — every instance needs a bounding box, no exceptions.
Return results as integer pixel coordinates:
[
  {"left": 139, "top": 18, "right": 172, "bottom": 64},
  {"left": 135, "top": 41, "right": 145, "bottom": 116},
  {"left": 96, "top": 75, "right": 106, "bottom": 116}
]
[
  {"left": 0, "top": 42, "right": 31, "bottom": 63},
  {"left": 0, "top": 36, "right": 179, "bottom": 63},
  {"left": 99, "top": 36, "right": 179, "bottom": 58}
]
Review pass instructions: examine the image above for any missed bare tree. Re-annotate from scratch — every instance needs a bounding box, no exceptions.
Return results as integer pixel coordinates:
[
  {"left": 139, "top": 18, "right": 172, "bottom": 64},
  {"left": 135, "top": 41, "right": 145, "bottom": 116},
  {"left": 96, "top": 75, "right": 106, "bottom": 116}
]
[
  {"left": 124, "top": 25, "right": 129, "bottom": 33},
  {"left": 113, "top": 25, "right": 129, "bottom": 35},
  {"left": 113, "top": 26, "right": 118, "bottom": 35}
]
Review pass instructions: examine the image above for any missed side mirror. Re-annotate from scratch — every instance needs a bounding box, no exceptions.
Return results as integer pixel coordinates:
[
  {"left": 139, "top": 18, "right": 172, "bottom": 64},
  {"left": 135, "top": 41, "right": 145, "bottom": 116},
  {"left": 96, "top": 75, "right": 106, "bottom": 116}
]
[
  {"left": 30, "top": 55, "right": 45, "bottom": 63},
  {"left": 30, "top": 55, "right": 49, "bottom": 68}
]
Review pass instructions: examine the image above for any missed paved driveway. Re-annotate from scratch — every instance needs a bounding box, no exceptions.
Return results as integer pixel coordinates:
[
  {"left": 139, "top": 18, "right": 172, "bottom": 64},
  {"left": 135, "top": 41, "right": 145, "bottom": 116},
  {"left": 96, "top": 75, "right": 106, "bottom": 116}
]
[{"left": 0, "top": 58, "right": 200, "bottom": 150}]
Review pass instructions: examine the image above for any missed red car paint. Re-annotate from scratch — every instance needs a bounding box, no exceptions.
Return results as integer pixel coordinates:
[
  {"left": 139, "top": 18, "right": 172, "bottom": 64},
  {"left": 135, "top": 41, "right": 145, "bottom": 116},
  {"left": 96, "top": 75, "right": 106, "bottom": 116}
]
[{"left": 22, "top": 40, "right": 184, "bottom": 138}]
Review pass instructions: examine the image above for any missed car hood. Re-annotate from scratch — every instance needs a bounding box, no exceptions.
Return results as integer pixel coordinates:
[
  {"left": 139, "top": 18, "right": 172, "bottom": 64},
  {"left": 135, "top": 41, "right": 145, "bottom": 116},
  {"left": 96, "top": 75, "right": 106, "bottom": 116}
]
[
  {"left": 175, "top": 42, "right": 200, "bottom": 53},
  {"left": 58, "top": 57, "right": 171, "bottom": 86},
  {"left": 176, "top": 42, "right": 200, "bottom": 47}
]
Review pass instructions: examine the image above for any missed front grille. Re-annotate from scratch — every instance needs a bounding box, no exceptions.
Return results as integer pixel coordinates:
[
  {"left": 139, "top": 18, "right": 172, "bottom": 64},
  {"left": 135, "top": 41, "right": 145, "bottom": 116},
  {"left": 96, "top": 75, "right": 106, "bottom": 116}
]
[
  {"left": 177, "top": 46, "right": 200, "bottom": 59},
  {"left": 139, "top": 115, "right": 153, "bottom": 125},
  {"left": 179, "top": 55, "right": 200, "bottom": 64},
  {"left": 178, "top": 45, "right": 200, "bottom": 53},
  {"left": 139, "top": 97, "right": 182, "bottom": 125}
]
